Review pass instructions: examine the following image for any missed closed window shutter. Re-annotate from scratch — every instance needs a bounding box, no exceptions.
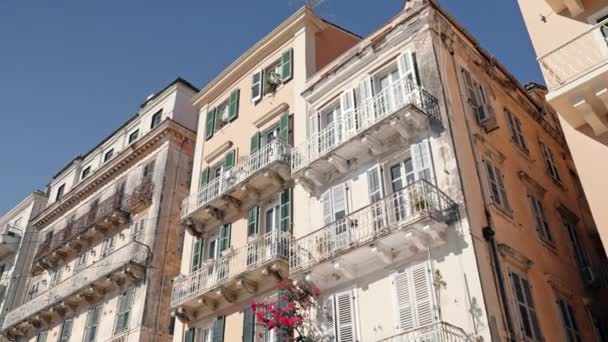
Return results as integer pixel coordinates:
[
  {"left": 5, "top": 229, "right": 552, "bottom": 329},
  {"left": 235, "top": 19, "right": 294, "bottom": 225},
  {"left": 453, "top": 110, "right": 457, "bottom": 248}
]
[
  {"left": 224, "top": 150, "right": 236, "bottom": 170},
  {"left": 205, "top": 108, "right": 216, "bottom": 140},
  {"left": 410, "top": 139, "right": 433, "bottom": 182},
  {"left": 321, "top": 296, "right": 336, "bottom": 340},
  {"left": 340, "top": 89, "right": 356, "bottom": 135},
  {"left": 228, "top": 89, "right": 240, "bottom": 122},
  {"left": 247, "top": 207, "right": 259, "bottom": 236},
  {"left": 510, "top": 272, "right": 542, "bottom": 341},
  {"left": 185, "top": 328, "right": 196, "bottom": 342},
  {"left": 219, "top": 224, "right": 231, "bottom": 252},
  {"left": 397, "top": 51, "right": 420, "bottom": 88},
  {"left": 281, "top": 48, "right": 293, "bottom": 82},
  {"left": 59, "top": 319, "right": 73, "bottom": 342},
  {"left": 212, "top": 315, "right": 225, "bottom": 342},
  {"left": 250, "top": 132, "right": 261, "bottom": 153},
  {"left": 394, "top": 262, "right": 435, "bottom": 332},
  {"left": 243, "top": 306, "right": 255, "bottom": 342},
  {"left": 335, "top": 290, "right": 356, "bottom": 342},
  {"left": 332, "top": 184, "right": 347, "bottom": 220},
  {"left": 279, "top": 188, "right": 292, "bottom": 233},
  {"left": 477, "top": 84, "right": 494, "bottom": 122},
  {"left": 411, "top": 263, "right": 434, "bottom": 326},
  {"left": 192, "top": 238, "right": 203, "bottom": 272},
  {"left": 251, "top": 70, "right": 263, "bottom": 102},
  {"left": 394, "top": 269, "right": 414, "bottom": 331},
  {"left": 557, "top": 299, "right": 581, "bottom": 342},
  {"left": 540, "top": 142, "right": 561, "bottom": 182},
  {"left": 359, "top": 76, "right": 373, "bottom": 119},
  {"left": 529, "top": 195, "right": 552, "bottom": 242},
  {"left": 200, "top": 167, "right": 210, "bottom": 188},
  {"left": 461, "top": 68, "right": 479, "bottom": 113},
  {"left": 322, "top": 190, "right": 333, "bottom": 225},
  {"left": 279, "top": 112, "right": 290, "bottom": 142}
]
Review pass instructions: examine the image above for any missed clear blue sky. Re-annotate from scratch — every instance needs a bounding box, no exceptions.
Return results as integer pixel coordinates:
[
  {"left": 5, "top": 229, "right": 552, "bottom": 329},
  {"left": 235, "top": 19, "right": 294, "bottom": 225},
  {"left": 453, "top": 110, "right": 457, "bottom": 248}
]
[{"left": 0, "top": 0, "right": 541, "bottom": 215}]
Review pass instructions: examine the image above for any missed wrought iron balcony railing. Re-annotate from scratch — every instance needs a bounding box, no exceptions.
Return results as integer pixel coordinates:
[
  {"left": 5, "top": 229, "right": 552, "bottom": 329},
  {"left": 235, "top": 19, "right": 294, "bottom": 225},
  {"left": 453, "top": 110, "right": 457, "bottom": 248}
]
[
  {"left": 181, "top": 139, "right": 291, "bottom": 221},
  {"left": 292, "top": 79, "right": 440, "bottom": 173},
  {"left": 290, "top": 180, "right": 457, "bottom": 275},
  {"left": 171, "top": 231, "right": 291, "bottom": 308},
  {"left": 377, "top": 322, "right": 472, "bottom": 342},
  {"left": 539, "top": 18, "right": 608, "bottom": 91}
]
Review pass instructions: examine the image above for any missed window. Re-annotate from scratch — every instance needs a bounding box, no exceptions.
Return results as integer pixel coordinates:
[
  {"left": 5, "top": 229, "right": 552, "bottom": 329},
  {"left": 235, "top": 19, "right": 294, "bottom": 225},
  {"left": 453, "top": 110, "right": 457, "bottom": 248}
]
[
  {"left": 50, "top": 267, "right": 63, "bottom": 287},
  {"left": 539, "top": 142, "right": 561, "bottom": 183},
  {"left": 510, "top": 271, "right": 542, "bottom": 341},
  {"left": 28, "top": 282, "right": 40, "bottom": 300},
  {"left": 84, "top": 304, "right": 102, "bottom": 342},
  {"left": 56, "top": 184, "right": 66, "bottom": 201},
  {"left": 528, "top": 195, "right": 552, "bottom": 244},
  {"left": 59, "top": 318, "right": 73, "bottom": 342},
  {"left": 215, "top": 100, "right": 230, "bottom": 132},
  {"left": 483, "top": 158, "right": 510, "bottom": 211},
  {"left": 393, "top": 262, "right": 434, "bottom": 332},
  {"left": 114, "top": 289, "right": 134, "bottom": 335},
  {"left": 131, "top": 219, "right": 145, "bottom": 241},
  {"left": 563, "top": 220, "right": 590, "bottom": 269},
  {"left": 319, "top": 103, "right": 342, "bottom": 148},
  {"left": 263, "top": 60, "right": 282, "bottom": 95},
  {"left": 505, "top": 109, "right": 528, "bottom": 153},
  {"left": 151, "top": 110, "right": 163, "bottom": 129},
  {"left": 556, "top": 298, "right": 580, "bottom": 342},
  {"left": 205, "top": 89, "right": 240, "bottom": 139},
  {"left": 36, "top": 331, "right": 48, "bottom": 342},
  {"left": 191, "top": 238, "right": 203, "bottom": 272},
  {"left": 101, "top": 236, "right": 115, "bottom": 258},
  {"left": 251, "top": 49, "right": 293, "bottom": 102},
  {"left": 75, "top": 251, "right": 88, "bottom": 272},
  {"left": 321, "top": 184, "right": 348, "bottom": 249},
  {"left": 219, "top": 224, "right": 231, "bottom": 254},
  {"left": 461, "top": 68, "right": 494, "bottom": 124},
  {"left": 104, "top": 149, "right": 114, "bottom": 162},
  {"left": 321, "top": 289, "right": 357, "bottom": 342},
  {"left": 128, "top": 129, "right": 140, "bottom": 144},
  {"left": 81, "top": 166, "right": 91, "bottom": 180},
  {"left": 143, "top": 159, "right": 155, "bottom": 181}
]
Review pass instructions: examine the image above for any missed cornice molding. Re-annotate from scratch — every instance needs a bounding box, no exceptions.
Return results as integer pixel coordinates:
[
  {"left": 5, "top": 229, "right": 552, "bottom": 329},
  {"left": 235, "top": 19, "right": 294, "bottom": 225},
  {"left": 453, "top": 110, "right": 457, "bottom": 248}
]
[{"left": 498, "top": 243, "right": 533, "bottom": 272}]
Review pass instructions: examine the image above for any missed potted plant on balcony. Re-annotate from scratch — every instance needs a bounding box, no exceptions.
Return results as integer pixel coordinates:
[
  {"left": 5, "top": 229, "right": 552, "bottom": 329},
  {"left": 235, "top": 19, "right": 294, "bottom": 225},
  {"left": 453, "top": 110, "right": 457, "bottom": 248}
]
[{"left": 265, "top": 71, "right": 281, "bottom": 94}]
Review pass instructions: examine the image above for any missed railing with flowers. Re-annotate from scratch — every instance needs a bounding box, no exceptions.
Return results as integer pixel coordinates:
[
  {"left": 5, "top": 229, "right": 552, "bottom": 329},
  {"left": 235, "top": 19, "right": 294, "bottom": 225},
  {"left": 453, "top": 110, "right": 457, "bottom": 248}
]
[
  {"left": 539, "top": 18, "right": 608, "bottom": 90},
  {"left": 181, "top": 139, "right": 291, "bottom": 220},
  {"left": 292, "top": 79, "right": 440, "bottom": 172},
  {"left": 171, "top": 231, "right": 291, "bottom": 307},
  {"left": 377, "top": 322, "right": 472, "bottom": 342},
  {"left": 290, "top": 180, "right": 457, "bottom": 273}
]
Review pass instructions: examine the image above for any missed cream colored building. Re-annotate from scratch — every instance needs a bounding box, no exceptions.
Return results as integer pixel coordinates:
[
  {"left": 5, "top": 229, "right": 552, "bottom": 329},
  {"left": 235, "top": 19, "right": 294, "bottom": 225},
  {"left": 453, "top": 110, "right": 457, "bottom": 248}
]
[
  {"left": 1, "top": 78, "right": 199, "bottom": 342},
  {"left": 517, "top": 0, "right": 608, "bottom": 252},
  {"left": 172, "top": 1, "right": 607, "bottom": 342}
]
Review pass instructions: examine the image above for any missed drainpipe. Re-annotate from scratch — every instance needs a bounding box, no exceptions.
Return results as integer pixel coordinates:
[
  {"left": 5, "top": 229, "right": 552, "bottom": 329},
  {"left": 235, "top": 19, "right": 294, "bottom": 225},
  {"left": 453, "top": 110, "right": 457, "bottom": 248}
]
[{"left": 434, "top": 30, "right": 516, "bottom": 341}]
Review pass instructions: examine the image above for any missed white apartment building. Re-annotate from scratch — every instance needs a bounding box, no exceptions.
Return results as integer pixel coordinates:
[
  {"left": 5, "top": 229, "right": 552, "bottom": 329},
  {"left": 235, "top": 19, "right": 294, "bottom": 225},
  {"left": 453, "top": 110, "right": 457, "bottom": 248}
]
[
  {"left": 0, "top": 192, "right": 48, "bottom": 336},
  {"left": 1, "top": 78, "right": 199, "bottom": 342}
]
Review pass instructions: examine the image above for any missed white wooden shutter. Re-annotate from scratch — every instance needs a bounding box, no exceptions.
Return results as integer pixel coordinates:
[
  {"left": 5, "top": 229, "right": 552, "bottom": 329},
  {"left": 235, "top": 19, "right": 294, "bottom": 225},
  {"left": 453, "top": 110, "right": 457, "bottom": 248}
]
[
  {"left": 411, "top": 263, "right": 434, "bottom": 326},
  {"left": 340, "top": 89, "right": 356, "bottom": 136},
  {"left": 411, "top": 139, "right": 433, "bottom": 182},
  {"left": 321, "top": 297, "right": 336, "bottom": 341},
  {"left": 394, "top": 269, "right": 415, "bottom": 331},
  {"left": 397, "top": 51, "right": 419, "bottom": 90},
  {"left": 394, "top": 262, "right": 435, "bottom": 332},
  {"left": 335, "top": 290, "right": 356, "bottom": 342},
  {"left": 332, "top": 183, "right": 347, "bottom": 219},
  {"left": 309, "top": 111, "right": 320, "bottom": 156},
  {"left": 367, "top": 166, "right": 385, "bottom": 231},
  {"left": 322, "top": 190, "right": 333, "bottom": 225},
  {"left": 359, "top": 76, "right": 373, "bottom": 123}
]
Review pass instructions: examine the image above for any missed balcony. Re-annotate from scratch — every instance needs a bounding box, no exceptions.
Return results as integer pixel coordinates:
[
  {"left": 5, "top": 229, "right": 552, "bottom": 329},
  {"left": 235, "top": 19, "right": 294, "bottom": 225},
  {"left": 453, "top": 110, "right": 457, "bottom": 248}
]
[
  {"left": 292, "top": 79, "right": 441, "bottom": 194},
  {"left": 171, "top": 231, "right": 290, "bottom": 322},
  {"left": 181, "top": 140, "right": 291, "bottom": 236},
  {"left": 31, "top": 192, "right": 132, "bottom": 275},
  {"left": 290, "top": 180, "right": 457, "bottom": 289},
  {"left": 377, "top": 322, "right": 472, "bottom": 342},
  {"left": 130, "top": 180, "right": 154, "bottom": 214},
  {"left": 2, "top": 241, "right": 149, "bottom": 338},
  {"left": 539, "top": 18, "right": 608, "bottom": 136},
  {"left": 0, "top": 225, "right": 23, "bottom": 259}
]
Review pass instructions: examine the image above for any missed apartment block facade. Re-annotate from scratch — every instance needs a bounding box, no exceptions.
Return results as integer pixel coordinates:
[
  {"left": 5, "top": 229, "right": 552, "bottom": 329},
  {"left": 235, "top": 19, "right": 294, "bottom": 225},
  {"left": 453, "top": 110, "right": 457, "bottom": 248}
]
[
  {"left": 1, "top": 79, "right": 199, "bottom": 342},
  {"left": 0, "top": 192, "right": 48, "bottom": 336},
  {"left": 172, "top": 1, "right": 607, "bottom": 342},
  {"left": 517, "top": 0, "right": 608, "bottom": 251}
]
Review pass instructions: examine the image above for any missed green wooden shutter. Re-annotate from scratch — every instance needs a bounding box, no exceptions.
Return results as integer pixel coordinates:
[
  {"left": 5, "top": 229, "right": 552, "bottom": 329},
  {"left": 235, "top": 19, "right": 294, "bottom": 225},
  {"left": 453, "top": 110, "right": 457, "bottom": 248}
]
[
  {"left": 250, "top": 132, "right": 261, "bottom": 154},
  {"left": 184, "top": 328, "right": 195, "bottom": 342},
  {"left": 247, "top": 207, "right": 259, "bottom": 237},
  {"left": 212, "top": 315, "right": 225, "bottom": 342},
  {"left": 205, "top": 108, "right": 216, "bottom": 140},
  {"left": 243, "top": 306, "right": 255, "bottom": 342},
  {"left": 251, "top": 71, "right": 263, "bottom": 102},
  {"left": 191, "top": 238, "right": 203, "bottom": 272},
  {"left": 224, "top": 150, "right": 235, "bottom": 170},
  {"left": 279, "top": 112, "right": 290, "bottom": 142},
  {"left": 281, "top": 49, "right": 293, "bottom": 82},
  {"left": 279, "top": 188, "right": 292, "bottom": 233},
  {"left": 219, "top": 224, "right": 231, "bottom": 252},
  {"left": 200, "top": 167, "right": 210, "bottom": 188},
  {"left": 277, "top": 290, "right": 291, "bottom": 342},
  {"left": 228, "top": 89, "right": 240, "bottom": 122}
]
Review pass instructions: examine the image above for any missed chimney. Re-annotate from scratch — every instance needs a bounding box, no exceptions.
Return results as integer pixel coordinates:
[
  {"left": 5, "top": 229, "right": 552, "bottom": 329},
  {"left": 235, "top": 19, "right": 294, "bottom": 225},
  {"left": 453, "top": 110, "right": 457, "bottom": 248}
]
[{"left": 404, "top": 0, "right": 428, "bottom": 11}]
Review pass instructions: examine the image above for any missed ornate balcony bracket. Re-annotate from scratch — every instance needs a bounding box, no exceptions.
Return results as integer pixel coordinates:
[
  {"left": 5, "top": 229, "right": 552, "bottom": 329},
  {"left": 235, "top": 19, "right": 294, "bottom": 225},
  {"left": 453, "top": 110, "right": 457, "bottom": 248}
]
[
  {"left": 236, "top": 278, "right": 258, "bottom": 294},
  {"left": 216, "top": 287, "right": 237, "bottom": 304}
]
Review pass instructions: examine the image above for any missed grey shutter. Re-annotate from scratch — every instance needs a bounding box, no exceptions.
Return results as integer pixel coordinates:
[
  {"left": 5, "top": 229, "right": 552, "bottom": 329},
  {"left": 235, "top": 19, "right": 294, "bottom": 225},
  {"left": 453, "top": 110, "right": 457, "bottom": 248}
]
[
  {"left": 185, "top": 328, "right": 195, "bottom": 342},
  {"left": 250, "top": 132, "right": 261, "bottom": 153},
  {"left": 243, "top": 306, "right": 255, "bottom": 342},
  {"left": 279, "top": 112, "right": 290, "bottom": 142},
  {"left": 251, "top": 71, "right": 263, "bottom": 102},
  {"left": 281, "top": 48, "right": 293, "bottom": 82},
  {"left": 224, "top": 149, "right": 236, "bottom": 170},
  {"left": 212, "top": 316, "right": 225, "bottom": 342},
  {"left": 511, "top": 272, "right": 542, "bottom": 341},
  {"left": 59, "top": 319, "right": 73, "bottom": 342},
  {"left": 461, "top": 68, "right": 482, "bottom": 120},
  {"left": 228, "top": 89, "right": 240, "bottom": 122},
  {"left": 529, "top": 195, "right": 552, "bottom": 242},
  {"left": 279, "top": 188, "right": 292, "bottom": 233},
  {"left": 205, "top": 108, "right": 216, "bottom": 140},
  {"left": 335, "top": 290, "right": 356, "bottom": 342},
  {"left": 247, "top": 207, "right": 259, "bottom": 237}
]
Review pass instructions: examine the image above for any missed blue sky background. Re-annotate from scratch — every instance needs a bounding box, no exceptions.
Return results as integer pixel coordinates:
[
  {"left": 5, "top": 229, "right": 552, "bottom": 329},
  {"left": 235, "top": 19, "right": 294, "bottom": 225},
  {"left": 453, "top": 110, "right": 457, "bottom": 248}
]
[{"left": 0, "top": 0, "right": 541, "bottom": 215}]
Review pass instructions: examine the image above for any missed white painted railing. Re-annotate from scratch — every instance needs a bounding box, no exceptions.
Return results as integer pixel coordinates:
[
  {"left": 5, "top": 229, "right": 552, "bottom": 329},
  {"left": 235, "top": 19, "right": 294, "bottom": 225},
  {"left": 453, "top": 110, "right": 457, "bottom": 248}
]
[
  {"left": 377, "top": 322, "right": 472, "bottom": 342},
  {"left": 539, "top": 18, "right": 608, "bottom": 90},
  {"left": 181, "top": 139, "right": 291, "bottom": 220},
  {"left": 290, "top": 180, "right": 456, "bottom": 273},
  {"left": 292, "top": 79, "right": 440, "bottom": 173},
  {"left": 171, "top": 231, "right": 291, "bottom": 307}
]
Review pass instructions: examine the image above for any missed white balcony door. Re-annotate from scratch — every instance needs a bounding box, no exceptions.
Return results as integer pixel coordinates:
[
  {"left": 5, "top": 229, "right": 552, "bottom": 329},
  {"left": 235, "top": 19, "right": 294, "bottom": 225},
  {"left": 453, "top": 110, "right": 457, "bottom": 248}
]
[
  {"left": 375, "top": 68, "right": 401, "bottom": 118},
  {"left": 321, "top": 289, "right": 357, "bottom": 342},
  {"left": 367, "top": 166, "right": 386, "bottom": 231},
  {"left": 320, "top": 104, "right": 342, "bottom": 153},
  {"left": 321, "top": 183, "right": 349, "bottom": 251},
  {"left": 393, "top": 261, "right": 435, "bottom": 333},
  {"left": 340, "top": 89, "right": 357, "bottom": 138}
]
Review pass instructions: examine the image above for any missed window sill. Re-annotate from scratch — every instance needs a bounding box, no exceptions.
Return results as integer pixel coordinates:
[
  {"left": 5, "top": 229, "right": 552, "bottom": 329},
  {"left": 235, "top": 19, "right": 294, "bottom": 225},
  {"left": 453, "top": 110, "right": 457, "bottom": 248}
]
[
  {"left": 489, "top": 203, "right": 514, "bottom": 221},
  {"left": 538, "top": 238, "right": 558, "bottom": 256},
  {"left": 512, "top": 143, "right": 533, "bottom": 162}
]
